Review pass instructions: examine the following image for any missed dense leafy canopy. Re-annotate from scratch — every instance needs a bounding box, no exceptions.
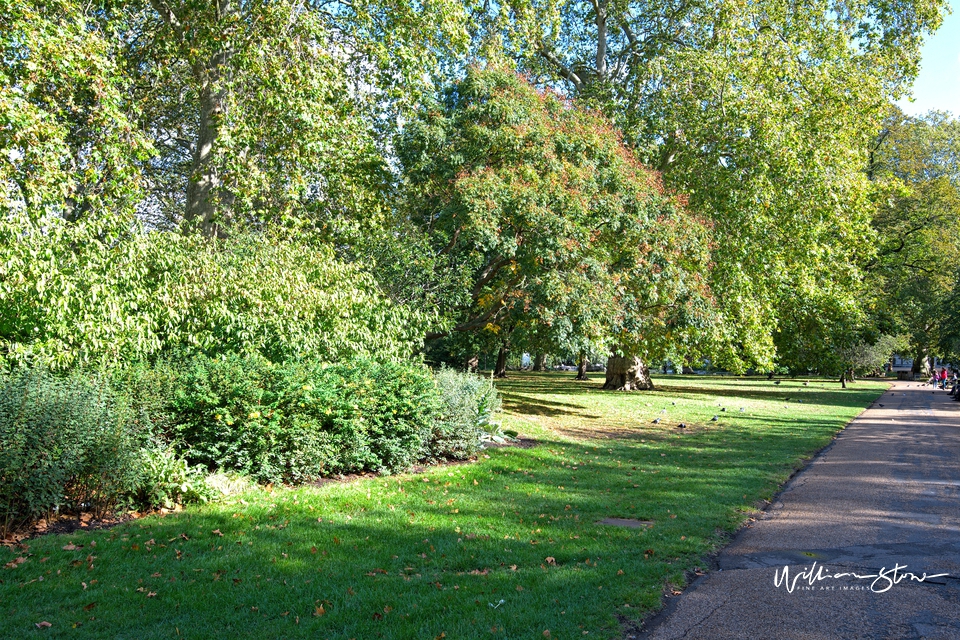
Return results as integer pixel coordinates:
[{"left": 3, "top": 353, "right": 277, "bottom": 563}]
[
  {"left": 476, "top": 0, "right": 947, "bottom": 371},
  {"left": 396, "top": 67, "right": 713, "bottom": 364}
]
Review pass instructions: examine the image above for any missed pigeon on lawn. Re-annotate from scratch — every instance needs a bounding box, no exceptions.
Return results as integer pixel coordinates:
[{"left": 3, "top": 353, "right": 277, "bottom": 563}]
[
  {"left": 721, "top": 407, "right": 727, "bottom": 412},
  {"left": 672, "top": 402, "right": 677, "bottom": 405},
  {"left": 652, "top": 418, "right": 661, "bottom": 424},
  {"left": 803, "top": 382, "right": 809, "bottom": 386},
  {"left": 774, "top": 380, "right": 781, "bottom": 385},
  {"left": 678, "top": 423, "right": 686, "bottom": 429},
  {"left": 739, "top": 407, "right": 745, "bottom": 412},
  {"left": 711, "top": 415, "right": 719, "bottom": 421}
]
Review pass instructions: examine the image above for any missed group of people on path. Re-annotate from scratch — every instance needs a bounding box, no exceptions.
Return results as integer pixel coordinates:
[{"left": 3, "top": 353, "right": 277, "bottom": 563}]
[{"left": 930, "top": 367, "right": 955, "bottom": 390}]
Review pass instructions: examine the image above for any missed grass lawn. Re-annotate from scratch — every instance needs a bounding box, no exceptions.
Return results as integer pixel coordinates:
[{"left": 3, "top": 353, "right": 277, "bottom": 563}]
[{"left": 1, "top": 374, "right": 887, "bottom": 639}]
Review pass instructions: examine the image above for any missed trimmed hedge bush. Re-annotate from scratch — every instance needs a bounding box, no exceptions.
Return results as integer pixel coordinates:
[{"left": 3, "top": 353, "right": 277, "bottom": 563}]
[
  {"left": 168, "top": 354, "right": 444, "bottom": 483},
  {"left": 0, "top": 370, "right": 141, "bottom": 537}
]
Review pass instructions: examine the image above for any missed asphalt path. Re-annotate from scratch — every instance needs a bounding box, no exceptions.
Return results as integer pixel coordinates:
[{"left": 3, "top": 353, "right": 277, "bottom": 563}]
[{"left": 637, "top": 380, "right": 960, "bottom": 640}]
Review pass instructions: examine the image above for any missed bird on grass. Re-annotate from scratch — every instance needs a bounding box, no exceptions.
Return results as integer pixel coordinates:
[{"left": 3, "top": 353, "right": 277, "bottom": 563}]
[
  {"left": 774, "top": 380, "right": 781, "bottom": 385},
  {"left": 803, "top": 382, "right": 809, "bottom": 386},
  {"left": 678, "top": 423, "right": 687, "bottom": 429},
  {"left": 721, "top": 407, "right": 727, "bottom": 412},
  {"left": 739, "top": 407, "right": 745, "bottom": 412},
  {"left": 652, "top": 418, "right": 661, "bottom": 424},
  {"left": 711, "top": 415, "right": 719, "bottom": 421}
]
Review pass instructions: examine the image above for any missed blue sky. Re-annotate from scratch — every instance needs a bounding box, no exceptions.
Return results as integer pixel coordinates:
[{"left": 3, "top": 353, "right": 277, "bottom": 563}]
[{"left": 896, "top": 0, "right": 960, "bottom": 116}]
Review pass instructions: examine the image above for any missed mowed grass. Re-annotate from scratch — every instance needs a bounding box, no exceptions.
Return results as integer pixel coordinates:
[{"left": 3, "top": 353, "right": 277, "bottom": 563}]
[{"left": 0, "top": 374, "right": 886, "bottom": 639}]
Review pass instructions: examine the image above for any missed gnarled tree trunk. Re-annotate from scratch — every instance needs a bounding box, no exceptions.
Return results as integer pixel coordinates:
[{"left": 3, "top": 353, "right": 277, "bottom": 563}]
[
  {"left": 603, "top": 355, "right": 653, "bottom": 391},
  {"left": 575, "top": 350, "right": 589, "bottom": 381},
  {"left": 493, "top": 344, "right": 508, "bottom": 378},
  {"left": 533, "top": 353, "right": 546, "bottom": 372}
]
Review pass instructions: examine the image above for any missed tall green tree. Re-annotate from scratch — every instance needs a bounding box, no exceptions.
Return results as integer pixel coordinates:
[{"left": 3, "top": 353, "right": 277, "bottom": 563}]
[
  {"left": 476, "top": 0, "right": 947, "bottom": 371},
  {"left": 869, "top": 109, "right": 960, "bottom": 370},
  {"left": 396, "top": 66, "right": 713, "bottom": 386}
]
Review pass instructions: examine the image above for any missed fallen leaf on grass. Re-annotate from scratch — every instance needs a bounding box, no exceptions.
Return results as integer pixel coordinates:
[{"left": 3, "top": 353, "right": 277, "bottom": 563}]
[
  {"left": 35, "top": 621, "right": 52, "bottom": 629},
  {"left": 63, "top": 544, "right": 78, "bottom": 551},
  {"left": 313, "top": 605, "right": 326, "bottom": 617},
  {"left": 4, "top": 557, "right": 27, "bottom": 569},
  {"left": 83, "top": 602, "right": 96, "bottom": 611},
  {"left": 212, "top": 529, "right": 223, "bottom": 537},
  {"left": 82, "top": 582, "right": 87, "bottom": 590},
  {"left": 545, "top": 557, "right": 556, "bottom": 565}
]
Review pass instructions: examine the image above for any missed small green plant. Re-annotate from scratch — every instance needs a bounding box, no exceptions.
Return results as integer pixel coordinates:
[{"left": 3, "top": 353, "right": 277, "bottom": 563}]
[
  {"left": 431, "top": 367, "right": 506, "bottom": 456},
  {"left": 133, "top": 447, "right": 214, "bottom": 510}
]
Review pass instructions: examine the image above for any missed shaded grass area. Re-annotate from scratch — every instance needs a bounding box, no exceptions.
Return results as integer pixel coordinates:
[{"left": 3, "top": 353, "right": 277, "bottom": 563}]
[{"left": 0, "top": 374, "right": 886, "bottom": 639}]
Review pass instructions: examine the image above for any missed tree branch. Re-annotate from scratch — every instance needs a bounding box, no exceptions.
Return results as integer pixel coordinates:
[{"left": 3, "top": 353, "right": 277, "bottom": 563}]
[{"left": 539, "top": 46, "right": 583, "bottom": 90}]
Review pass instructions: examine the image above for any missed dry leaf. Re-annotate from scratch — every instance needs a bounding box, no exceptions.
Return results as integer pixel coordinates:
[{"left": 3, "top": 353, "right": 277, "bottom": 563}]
[
  {"left": 509, "top": 565, "right": 517, "bottom": 571},
  {"left": 83, "top": 602, "right": 97, "bottom": 611},
  {"left": 212, "top": 529, "right": 223, "bottom": 537},
  {"left": 313, "top": 604, "right": 326, "bottom": 617},
  {"left": 62, "top": 544, "right": 77, "bottom": 551},
  {"left": 35, "top": 621, "right": 52, "bottom": 629},
  {"left": 545, "top": 557, "right": 556, "bottom": 565},
  {"left": 82, "top": 581, "right": 87, "bottom": 590},
  {"left": 617, "top": 569, "right": 624, "bottom": 575}
]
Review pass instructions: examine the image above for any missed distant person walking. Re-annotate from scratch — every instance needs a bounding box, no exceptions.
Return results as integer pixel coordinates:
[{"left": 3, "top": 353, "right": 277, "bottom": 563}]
[{"left": 941, "top": 368, "right": 949, "bottom": 389}]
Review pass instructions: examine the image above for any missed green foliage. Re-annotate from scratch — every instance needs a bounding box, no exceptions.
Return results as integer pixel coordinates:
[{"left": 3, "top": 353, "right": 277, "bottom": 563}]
[
  {"left": 430, "top": 367, "right": 502, "bottom": 459},
  {"left": 0, "top": 226, "right": 424, "bottom": 369},
  {"left": 133, "top": 446, "right": 214, "bottom": 510},
  {"left": 867, "top": 110, "right": 960, "bottom": 363},
  {"left": 169, "top": 354, "right": 443, "bottom": 482},
  {"left": 398, "top": 66, "right": 713, "bottom": 363},
  {"left": 0, "top": 0, "right": 151, "bottom": 221},
  {"left": 0, "top": 369, "right": 141, "bottom": 536},
  {"left": 484, "top": 0, "right": 947, "bottom": 371}
]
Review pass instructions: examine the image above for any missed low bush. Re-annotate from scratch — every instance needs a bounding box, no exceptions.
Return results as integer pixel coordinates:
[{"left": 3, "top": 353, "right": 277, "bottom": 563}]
[
  {"left": 169, "top": 354, "right": 443, "bottom": 482},
  {"left": 0, "top": 369, "right": 141, "bottom": 537},
  {"left": 429, "top": 368, "right": 501, "bottom": 460},
  {"left": 132, "top": 446, "right": 215, "bottom": 510}
]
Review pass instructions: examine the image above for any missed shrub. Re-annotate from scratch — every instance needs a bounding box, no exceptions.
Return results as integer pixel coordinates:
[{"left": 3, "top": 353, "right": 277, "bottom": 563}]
[
  {"left": 132, "top": 446, "right": 214, "bottom": 510},
  {"left": 429, "top": 368, "right": 501, "bottom": 460},
  {"left": 0, "top": 369, "right": 140, "bottom": 536},
  {"left": 169, "top": 354, "right": 442, "bottom": 482},
  {"left": 1, "top": 224, "right": 427, "bottom": 370}
]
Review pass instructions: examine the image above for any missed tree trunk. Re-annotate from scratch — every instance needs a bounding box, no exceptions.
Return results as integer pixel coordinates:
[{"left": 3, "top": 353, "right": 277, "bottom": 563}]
[
  {"left": 603, "top": 355, "right": 653, "bottom": 391},
  {"left": 464, "top": 354, "right": 479, "bottom": 373},
  {"left": 575, "top": 350, "right": 589, "bottom": 381},
  {"left": 493, "top": 345, "right": 508, "bottom": 378},
  {"left": 184, "top": 46, "right": 235, "bottom": 238},
  {"left": 533, "top": 353, "right": 546, "bottom": 372},
  {"left": 839, "top": 371, "right": 846, "bottom": 388}
]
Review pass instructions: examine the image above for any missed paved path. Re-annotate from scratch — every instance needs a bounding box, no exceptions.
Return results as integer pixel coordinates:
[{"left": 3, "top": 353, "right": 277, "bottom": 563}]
[{"left": 639, "top": 380, "right": 960, "bottom": 640}]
